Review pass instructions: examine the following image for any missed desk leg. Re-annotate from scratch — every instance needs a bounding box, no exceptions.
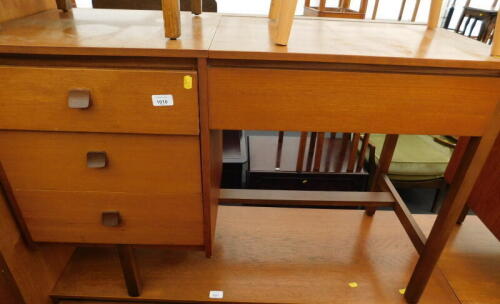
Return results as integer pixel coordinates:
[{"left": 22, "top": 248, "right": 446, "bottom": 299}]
[
  {"left": 405, "top": 104, "right": 500, "bottom": 303},
  {"left": 365, "top": 134, "right": 398, "bottom": 216},
  {"left": 162, "top": 0, "right": 181, "bottom": 39},
  {"left": 117, "top": 245, "right": 142, "bottom": 297}
]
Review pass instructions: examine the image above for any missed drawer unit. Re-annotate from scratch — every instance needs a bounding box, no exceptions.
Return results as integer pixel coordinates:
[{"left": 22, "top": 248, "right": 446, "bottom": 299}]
[
  {"left": 0, "top": 66, "right": 199, "bottom": 135},
  {"left": 0, "top": 131, "right": 201, "bottom": 194},
  {"left": 208, "top": 67, "right": 499, "bottom": 136},
  {"left": 14, "top": 190, "right": 204, "bottom": 245},
  {"left": 0, "top": 131, "right": 203, "bottom": 245}
]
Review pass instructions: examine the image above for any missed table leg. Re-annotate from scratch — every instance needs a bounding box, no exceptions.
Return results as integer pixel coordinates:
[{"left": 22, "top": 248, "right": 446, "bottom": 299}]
[
  {"left": 162, "top": 0, "right": 181, "bottom": 39},
  {"left": 117, "top": 245, "right": 142, "bottom": 297},
  {"left": 405, "top": 104, "right": 500, "bottom": 303}
]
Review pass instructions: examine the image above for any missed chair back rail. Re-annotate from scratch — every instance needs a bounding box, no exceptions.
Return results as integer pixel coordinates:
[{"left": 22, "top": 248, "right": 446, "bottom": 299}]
[{"left": 282, "top": 132, "right": 370, "bottom": 174}]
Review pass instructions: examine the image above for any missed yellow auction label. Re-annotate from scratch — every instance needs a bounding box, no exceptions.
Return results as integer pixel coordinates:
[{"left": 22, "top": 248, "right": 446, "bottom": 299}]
[{"left": 184, "top": 75, "right": 193, "bottom": 89}]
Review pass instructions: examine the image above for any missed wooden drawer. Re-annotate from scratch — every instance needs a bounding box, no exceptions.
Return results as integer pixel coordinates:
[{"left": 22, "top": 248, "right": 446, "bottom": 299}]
[
  {"left": 16, "top": 190, "right": 204, "bottom": 245},
  {"left": 0, "top": 66, "right": 199, "bottom": 135},
  {"left": 0, "top": 131, "right": 201, "bottom": 194},
  {"left": 208, "top": 67, "right": 499, "bottom": 136}
]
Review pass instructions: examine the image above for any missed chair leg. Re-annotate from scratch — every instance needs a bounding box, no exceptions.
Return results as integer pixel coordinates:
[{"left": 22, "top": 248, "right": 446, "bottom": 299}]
[
  {"left": 455, "top": 11, "right": 466, "bottom": 33},
  {"left": 273, "top": 0, "right": 298, "bottom": 46},
  {"left": 56, "top": 0, "right": 72, "bottom": 11},
  {"left": 469, "top": 18, "right": 478, "bottom": 37},
  {"left": 162, "top": 0, "right": 181, "bottom": 39},
  {"left": 430, "top": 182, "right": 446, "bottom": 213},
  {"left": 118, "top": 245, "right": 142, "bottom": 297},
  {"left": 191, "top": 0, "right": 202, "bottom": 15},
  {"left": 366, "top": 134, "right": 399, "bottom": 216},
  {"left": 269, "top": 0, "right": 282, "bottom": 20},
  {"left": 457, "top": 204, "right": 469, "bottom": 224}
]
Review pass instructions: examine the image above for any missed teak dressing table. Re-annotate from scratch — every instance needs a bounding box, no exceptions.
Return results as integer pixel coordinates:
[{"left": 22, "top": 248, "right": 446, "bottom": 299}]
[{"left": 0, "top": 4, "right": 499, "bottom": 304}]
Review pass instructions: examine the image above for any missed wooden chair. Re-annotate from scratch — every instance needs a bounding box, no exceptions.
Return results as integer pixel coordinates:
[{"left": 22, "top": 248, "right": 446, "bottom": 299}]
[
  {"left": 304, "top": 0, "right": 369, "bottom": 19},
  {"left": 368, "top": 135, "right": 457, "bottom": 212},
  {"left": 247, "top": 132, "right": 373, "bottom": 193},
  {"left": 455, "top": 2, "right": 498, "bottom": 43}
]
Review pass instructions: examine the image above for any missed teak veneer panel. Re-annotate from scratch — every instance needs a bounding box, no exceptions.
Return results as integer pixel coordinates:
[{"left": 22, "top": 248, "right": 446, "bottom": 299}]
[
  {"left": 0, "top": 9, "right": 221, "bottom": 58},
  {"left": 0, "top": 11, "right": 498, "bottom": 70},
  {"left": 0, "top": 132, "right": 202, "bottom": 194},
  {"left": 51, "top": 207, "right": 459, "bottom": 303},
  {"left": 209, "top": 16, "right": 500, "bottom": 69},
  {"left": 209, "top": 67, "right": 499, "bottom": 135},
  {"left": 16, "top": 190, "right": 204, "bottom": 245},
  {"left": 0, "top": 66, "right": 199, "bottom": 135}
]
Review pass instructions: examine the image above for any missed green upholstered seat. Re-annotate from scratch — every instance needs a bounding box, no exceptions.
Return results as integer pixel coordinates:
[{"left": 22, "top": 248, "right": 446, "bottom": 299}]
[{"left": 369, "top": 134, "right": 454, "bottom": 181}]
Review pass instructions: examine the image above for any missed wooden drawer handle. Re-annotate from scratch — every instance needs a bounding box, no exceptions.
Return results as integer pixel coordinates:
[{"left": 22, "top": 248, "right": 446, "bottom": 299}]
[
  {"left": 68, "top": 89, "right": 91, "bottom": 109},
  {"left": 87, "top": 151, "right": 107, "bottom": 168},
  {"left": 102, "top": 211, "right": 121, "bottom": 227}
]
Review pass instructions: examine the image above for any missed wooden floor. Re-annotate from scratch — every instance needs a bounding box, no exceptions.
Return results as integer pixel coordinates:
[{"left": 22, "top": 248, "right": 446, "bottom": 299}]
[{"left": 52, "top": 206, "right": 499, "bottom": 304}]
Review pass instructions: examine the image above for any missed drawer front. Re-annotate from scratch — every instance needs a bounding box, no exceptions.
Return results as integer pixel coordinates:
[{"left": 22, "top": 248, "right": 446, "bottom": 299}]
[
  {"left": 0, "top": 66, "right": 199, "bottom": 135},
  {"left": 0, "top": 131, "right": 201, "bottom": 194},
  {"left": 16, "top": 190, "right": 204, "bottom": 245},
  {"left": 208, "top": 67, "right": 499, "bottom": 136}
]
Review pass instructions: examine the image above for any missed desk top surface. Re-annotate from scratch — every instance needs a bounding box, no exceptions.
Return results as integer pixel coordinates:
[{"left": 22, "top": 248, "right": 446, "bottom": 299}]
[{"left": 0, "top": 8, "right": 499, "bottom": 69}]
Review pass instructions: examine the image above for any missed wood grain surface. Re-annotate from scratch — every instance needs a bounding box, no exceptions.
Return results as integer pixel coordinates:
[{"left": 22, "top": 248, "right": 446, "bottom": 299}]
[
  {"left": 208, "top": 67, "right": 499, "bottom": 135},
  {"left": 415, "top": 214, "right": 500, "bottom": 304},
  {"left": 0, "top": 10, "right": 498, "bottom": 69},
  {"left": 52, "top": 207, "right": 460, "bottom": 303},
  {"left": 209, "top": 15, "right": 500, "bottom": 69},
  {"left": 0, "top": 132, "right": 201, "bottom": 194},
  {"left": 0, "top": 9, "right": 221, "bottom": 58},
  {"left": 0, "top": 66, "right": 199, "bottom": 135},
  {"left": 15, "top": 190, "right": 204, "bottom": 245}
]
